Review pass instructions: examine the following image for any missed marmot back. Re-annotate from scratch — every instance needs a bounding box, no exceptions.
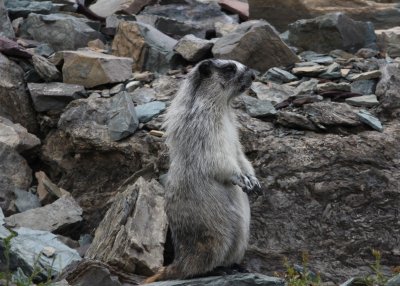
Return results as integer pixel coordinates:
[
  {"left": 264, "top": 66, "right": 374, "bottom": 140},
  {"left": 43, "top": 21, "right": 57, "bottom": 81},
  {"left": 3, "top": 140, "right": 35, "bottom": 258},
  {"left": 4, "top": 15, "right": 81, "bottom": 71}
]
[{"left": 144, "top": 59, "right": 260, "bottom": 283}]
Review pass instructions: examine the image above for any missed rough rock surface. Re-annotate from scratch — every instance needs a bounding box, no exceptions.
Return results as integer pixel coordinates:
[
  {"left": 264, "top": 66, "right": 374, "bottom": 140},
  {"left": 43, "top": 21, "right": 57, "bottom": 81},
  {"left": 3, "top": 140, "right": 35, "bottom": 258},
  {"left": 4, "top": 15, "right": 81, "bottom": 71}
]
[
  {"left": 0, "top": 142, "right": 32, "bottom": 215},
  {"left": 213, "top": 20, "right": 299, "bottom": 72},
  {"left": 288, "top": 13, "right": 377, "bottom": 53},
  {"left": 112, "top": 21, "right": 177, "bottom": 73},
  {"left": 236, "top": 111, "right": 400, "bottom": 281},
  {"left": 0, "top": 53, "right": 38, "bottom": 133},
  {"left": 62, "top": 50, "right": 133, "bottom": 88},
  {"left": 4, "top": 195, "right": 83, "bottom": 232},
  {"left": 28, "top": 82, "right": 86, "bottom": 112},
  {"left": 41, "top": 96, "right": 165, "bottom": 229},
  {"left": 0, "top": 116, "right": 40, "bottom": 152},
  {"left": 86, "top": 177, "right": 167, "bottom": 276},
  {"left": 20, "top": 13, "right": 104, "bottom": 52},
  {"left": 248, "top": 0, "right": 400, "bottom": 32}
]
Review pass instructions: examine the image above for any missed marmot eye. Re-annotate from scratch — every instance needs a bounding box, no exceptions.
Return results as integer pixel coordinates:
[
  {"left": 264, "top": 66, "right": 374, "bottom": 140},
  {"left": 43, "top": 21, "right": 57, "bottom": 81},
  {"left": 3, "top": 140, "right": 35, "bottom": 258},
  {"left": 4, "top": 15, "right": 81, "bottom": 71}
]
[{"left": 223, "top": 65, "right": 236, "bottom": 73}]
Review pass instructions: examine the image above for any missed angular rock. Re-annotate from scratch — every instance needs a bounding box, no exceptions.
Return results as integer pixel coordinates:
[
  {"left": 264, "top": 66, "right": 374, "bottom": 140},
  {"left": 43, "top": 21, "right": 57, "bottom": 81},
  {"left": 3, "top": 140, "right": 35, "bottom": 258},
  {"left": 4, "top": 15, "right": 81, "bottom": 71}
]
[
  {"left": 0, "top": 227, "right": 81, "bottom": 279},
  {"left": 386, "top": 274, "right": 400, "bottom": 286},
  {"left": 174, "top": 34, "right": 213, "bottom": 62},
  {"left": 135, "top": 101, "right": 166, "bottom": 123},
  {"left": 0, "top": 116, "right": 40, "bottom": 152},
  {"left": 251, "top": 82, "right": 294, "bottom": 105},
  {"left": 212, "top": 20, "right": 299, "bottom": 72},
  {"left": 218, "top": 0, "right": 249, "bottom": 21},
  {"left": 303, "top": 102, "right": 361, "bottom": 128},
  {"left": 317, "top": 82, "right": 351, "bottom": 93},
  {"left": 131, "top": 87, "right": 157, "bottom": 104},
  {"left": 345, "top": 94, "right": 379, "bottom": 107},
  {"left": 350, "top": 80, "right": 377, "bottom": 95},
  {"left": 5, "top": 195, "right": 83, "bottom": 232},
  {"left": 0, "top": 53, "right": 38, "bottom": 133},
  {"left": 347, "top": 70, "right": 382, "bottom": 81},
  {"left": 146, "top": 273, "right": 285, "bottom": 286},
  {"left": 288, "top": 13, "right": 377, "bottom": 53},
  {"left": 376, "top": 62, "right": 400, "bottom": 117},
  {"left": 294, "top": 78, "right": 319, "bottom": 96},
  {"left": 376, "top": 27, "right": 400, "bottom": 58},
  {"left": 139, "top": 1, "right": 237, "bottom": 39},
  {"left": 59, "top": 259, "right": 143, "bottom": 286},
  {"left": 5, "top": 0, "right": 53, "bottom": 19},
  {"left": 28, "top": 82, "right": 86, "bottom": 112},
  {"left": 0, "top": 142, "right": 32, "bottom": 214},
  {"left": 261, "top": 67, "right": 298, "bottom": 84},
  {"left": 152, "top": 75, "right": 180, "bottom": 101},
  {"left": 86, "top": 178, "right": 167, "bottom": 276},
  {"left": 357, "top": 110, "right": 383, "bottom": 132},
  {"left": 355, "top": 48, "right": 379, "bottom": 59},
  {"left": 13, "top": 189, "right": 41, "bottom": 213},
  {"left": 0, "top": 0, "right": 15, "bottom": 38},
  {"left": 292, "top": 64, "right": 327, "bottom": 76},
  {"left": 62, "top": 50, "right": 133, "bottom": 88},
  {"left": 320, "top": 62, "right": 342, "bottom": 79},
  {"left": 20, "top": 13, "right": 104, "bottom": 52},
  {"left": 35, "top": 171, "right": 68, "bottom": 204},
  {"left": 112, "top": 21, "right": 177, "bottom": 73},
  {"left": 241, "top": 95, "right": 277, "bottom": 118},
  {"left": 108, "top": 91, "right": 139, "bottom": 141},
  {"left": 32, "top": 55, "right": 60, "bottom": 82},
  {"left": 300, "top": 51, "right": 334, "bottom": 65},
  {"left": 276, "top": 111, "right": 317, "bottom": 131},
  {"left": 90, "top": 0, "right": 157, "bottom": 17}
]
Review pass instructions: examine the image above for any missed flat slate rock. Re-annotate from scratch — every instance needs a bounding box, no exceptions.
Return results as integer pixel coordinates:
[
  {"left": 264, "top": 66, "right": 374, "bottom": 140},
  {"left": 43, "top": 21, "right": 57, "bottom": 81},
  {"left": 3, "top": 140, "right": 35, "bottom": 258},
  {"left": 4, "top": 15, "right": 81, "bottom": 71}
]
[
  {"left": 261, "top": 67, "right": 298, "bottom": 84},
  {"left": 242, "top": 95, "right": 277, "bottom": 118},
  {"left": 5, "top": 195, "right": 83, "bottom": 232},
  {"left": 345, "top": 94, "right": 379, "bottom": 107},
  {"left": 28, "top": 82, "right": 86, "bottom": 112},
  {"left": 135, "top": 101, "right": 166, "bottom": 123},
  {"left": 357, "top": 110, "right": 383, "bottom": 132},
  {"left": 146, "top": 273, "right": 285, "bottom": 286}
]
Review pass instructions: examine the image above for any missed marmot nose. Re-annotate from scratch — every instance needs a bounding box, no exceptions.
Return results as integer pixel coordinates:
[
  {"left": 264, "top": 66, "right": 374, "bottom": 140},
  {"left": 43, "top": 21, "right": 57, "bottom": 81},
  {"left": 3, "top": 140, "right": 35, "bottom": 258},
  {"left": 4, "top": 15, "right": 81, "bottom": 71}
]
[{"left": 245, "top": 67, "right": 255, "bottom": 80}]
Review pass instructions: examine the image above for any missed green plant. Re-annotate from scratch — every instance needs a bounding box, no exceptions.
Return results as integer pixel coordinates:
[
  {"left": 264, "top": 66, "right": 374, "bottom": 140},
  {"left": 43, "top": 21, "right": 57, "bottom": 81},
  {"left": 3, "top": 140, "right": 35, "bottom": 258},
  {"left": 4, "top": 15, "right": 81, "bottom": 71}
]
[
  {"left": 362, "top": 249, "right": 389, "bottom": 286},
  {"left": 279, "top": 252, "right": 321, "bottom": 286},
  {"left": 1, "top": 232, "right": 55, "bottom": 286}
]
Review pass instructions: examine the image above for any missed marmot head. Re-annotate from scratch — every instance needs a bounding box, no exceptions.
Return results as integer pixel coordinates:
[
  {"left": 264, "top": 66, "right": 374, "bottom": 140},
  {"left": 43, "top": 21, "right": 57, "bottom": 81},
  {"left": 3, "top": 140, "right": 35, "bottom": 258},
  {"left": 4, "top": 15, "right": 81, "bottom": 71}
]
[{"left": 188, "top": 59, "right": 255, "bottom": 101}]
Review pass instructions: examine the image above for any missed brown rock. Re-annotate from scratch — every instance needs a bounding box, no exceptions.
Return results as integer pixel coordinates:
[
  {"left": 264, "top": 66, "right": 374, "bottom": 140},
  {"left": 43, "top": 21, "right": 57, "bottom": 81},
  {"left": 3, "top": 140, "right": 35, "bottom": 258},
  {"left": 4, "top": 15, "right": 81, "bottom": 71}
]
[
  {"left": 376, "top": 27, "right": 400, "bottom": 58},
  {"left": 86, "top": 177, "right": 167, "bottom": 275},
  {"left": 112, "top": 21, "right": 177, "bottom": 73},
  {"left": 62, "top": 50, "right": 133, "bottom": 88},
  {"left": 35, "top": 171, "right": 69, "bottom": 204},
  {"left": 218, "top": 0, "right": 249, "bottom": 20},
  {"left": 212, "top": 20, "right": 299, "bottom": 73}
]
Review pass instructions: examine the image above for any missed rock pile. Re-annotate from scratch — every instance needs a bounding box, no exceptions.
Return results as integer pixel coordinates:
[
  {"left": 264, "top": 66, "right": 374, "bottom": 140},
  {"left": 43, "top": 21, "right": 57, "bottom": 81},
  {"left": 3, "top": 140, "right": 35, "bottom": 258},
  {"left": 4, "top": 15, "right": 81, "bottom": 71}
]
[{"left": 0, "top": 0, "right": 399, "bottom": 285}]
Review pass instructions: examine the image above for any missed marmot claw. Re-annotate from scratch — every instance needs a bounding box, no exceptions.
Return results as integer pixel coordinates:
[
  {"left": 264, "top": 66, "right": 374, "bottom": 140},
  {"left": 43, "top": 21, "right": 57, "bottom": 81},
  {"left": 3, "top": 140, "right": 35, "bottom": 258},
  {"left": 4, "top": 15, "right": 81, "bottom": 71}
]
[{"left": 231, "top": 174, "right": 261, "bottom": 192}]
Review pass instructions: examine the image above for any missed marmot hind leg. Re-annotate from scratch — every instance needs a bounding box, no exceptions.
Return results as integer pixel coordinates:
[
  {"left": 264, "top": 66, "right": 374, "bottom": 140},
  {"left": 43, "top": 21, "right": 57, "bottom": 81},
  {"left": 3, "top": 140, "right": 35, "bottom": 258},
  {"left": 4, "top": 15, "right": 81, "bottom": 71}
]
[{"left": 143, "top": 237, "right": 229, "bottom": 284}]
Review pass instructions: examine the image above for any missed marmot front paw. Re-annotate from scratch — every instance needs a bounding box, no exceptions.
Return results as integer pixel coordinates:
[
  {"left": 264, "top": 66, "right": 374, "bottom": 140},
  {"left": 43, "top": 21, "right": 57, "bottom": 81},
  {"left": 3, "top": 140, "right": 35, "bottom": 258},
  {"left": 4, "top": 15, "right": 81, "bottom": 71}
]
[{"left": 231, "top": 174, "right": 261, "bottom": 192}]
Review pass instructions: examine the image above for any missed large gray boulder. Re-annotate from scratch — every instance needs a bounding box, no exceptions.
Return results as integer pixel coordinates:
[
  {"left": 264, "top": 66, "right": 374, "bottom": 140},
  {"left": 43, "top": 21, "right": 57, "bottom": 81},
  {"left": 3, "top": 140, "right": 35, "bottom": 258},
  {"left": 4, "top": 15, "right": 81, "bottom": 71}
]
[
  {"left": 212, "top": 20, "right": 299, "bottom": 73},
  {"left": 86, "top": 177, "right": 167, "bottom": 276},
  {"left": 20, "top": 13, "right": 104, "bottom": 52},
  {"left": 112, "top": 21, "right": 177, "bottom": 73},
  {"left": 0, "top": 0, "right": 14, "bottom": 38},
  {"left": 0, "top": 53, "right": 38, "bottom": 133},
  {"left": 0, "top": 142, "right": 32, "bottom": 214},
  {"left": 288, "top": 13, "right": 377, "bottom": 53}
]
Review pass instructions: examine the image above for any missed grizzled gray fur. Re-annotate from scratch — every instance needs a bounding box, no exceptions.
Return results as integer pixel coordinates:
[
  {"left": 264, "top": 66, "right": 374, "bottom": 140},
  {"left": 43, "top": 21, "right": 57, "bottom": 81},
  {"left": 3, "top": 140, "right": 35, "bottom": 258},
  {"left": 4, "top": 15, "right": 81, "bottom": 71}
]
[{"left": 145, "top": 59, "right": 260, "bottom": 283}]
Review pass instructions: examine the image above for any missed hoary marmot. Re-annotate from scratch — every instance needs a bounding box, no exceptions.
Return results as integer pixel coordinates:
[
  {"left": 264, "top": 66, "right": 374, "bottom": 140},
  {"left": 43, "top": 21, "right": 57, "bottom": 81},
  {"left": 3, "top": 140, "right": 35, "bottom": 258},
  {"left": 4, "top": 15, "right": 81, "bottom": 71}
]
[{"left": 145, "top": 59, "right": 260, "bottom": 283}]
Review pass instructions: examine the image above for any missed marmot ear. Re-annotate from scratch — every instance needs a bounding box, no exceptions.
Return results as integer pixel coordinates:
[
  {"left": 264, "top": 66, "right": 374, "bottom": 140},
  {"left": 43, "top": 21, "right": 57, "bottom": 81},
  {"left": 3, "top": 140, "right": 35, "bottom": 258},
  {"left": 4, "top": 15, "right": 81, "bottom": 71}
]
[{"left": 198, "top": 60, "right": 212, "bottom": 77}]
